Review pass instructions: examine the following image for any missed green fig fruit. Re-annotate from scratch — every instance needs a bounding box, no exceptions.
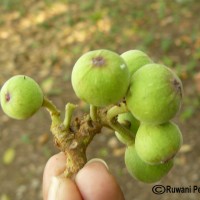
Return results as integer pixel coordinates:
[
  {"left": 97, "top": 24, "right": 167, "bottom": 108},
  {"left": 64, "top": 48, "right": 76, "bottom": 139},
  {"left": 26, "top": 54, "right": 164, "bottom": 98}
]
[
  {"left": 0, "top": 75, "right": 43, "bottom": 120},
  {"left": 115, "top": 112, "right": 139, "bottom": 144},
  {"left": 125, "top": 144, "right": 173, "bottom": 183},
  {"left": 121, "top": 50, "right": 153, "bottom": 76},
  {"left": 135, "top": 121, "right": 183, "bottom": 164},
  {"left": 126, "top": 63, "right": 183, "bottom": 124},
  {"left": 71, "top": 49, "right": 130, "bottom": 107}
]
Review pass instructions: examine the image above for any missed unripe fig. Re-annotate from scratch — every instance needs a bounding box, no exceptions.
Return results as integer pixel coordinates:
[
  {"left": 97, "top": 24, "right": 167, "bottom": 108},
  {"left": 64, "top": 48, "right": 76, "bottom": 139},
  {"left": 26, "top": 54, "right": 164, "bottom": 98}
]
[
  {"left": 126, "top": 63, "right": 183, "bottom": 124},
  {"left": 115, "top": 112, "right": 139, "bottom": 144},
  {"left": 125, "top": 144, "right": 173, "bottom": 183},
  {"left": 0, "top": 75, "right": 43, "bottom": 120},
  {"left": 135, "top": 121, "right": 182, "bottom": 164},
  {"left": 71, "top": 49, "right": 130, "bottom": 106},
  {"left": 121, "top": 50, "right": 153, "bottom": 76}
]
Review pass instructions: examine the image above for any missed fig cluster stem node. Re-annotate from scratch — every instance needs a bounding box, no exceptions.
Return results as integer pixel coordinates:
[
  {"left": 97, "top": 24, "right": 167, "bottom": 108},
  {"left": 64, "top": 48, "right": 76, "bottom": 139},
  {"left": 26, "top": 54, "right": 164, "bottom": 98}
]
[{"left": 42, "top": 97, "right": 135, "bottom": 177}]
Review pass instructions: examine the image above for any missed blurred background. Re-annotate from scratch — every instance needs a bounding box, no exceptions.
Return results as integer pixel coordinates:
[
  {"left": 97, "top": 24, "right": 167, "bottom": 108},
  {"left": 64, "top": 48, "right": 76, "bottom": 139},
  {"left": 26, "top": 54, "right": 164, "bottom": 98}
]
[{"left": 0, "top": 0, "right": 200, "bottom": 199}]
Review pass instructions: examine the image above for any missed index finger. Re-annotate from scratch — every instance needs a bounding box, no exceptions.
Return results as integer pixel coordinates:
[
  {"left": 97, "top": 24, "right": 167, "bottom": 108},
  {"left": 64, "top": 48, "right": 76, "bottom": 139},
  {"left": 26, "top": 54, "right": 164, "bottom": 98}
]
[{"left": 42, "top": 152, "right": 82, "bottom": 200}]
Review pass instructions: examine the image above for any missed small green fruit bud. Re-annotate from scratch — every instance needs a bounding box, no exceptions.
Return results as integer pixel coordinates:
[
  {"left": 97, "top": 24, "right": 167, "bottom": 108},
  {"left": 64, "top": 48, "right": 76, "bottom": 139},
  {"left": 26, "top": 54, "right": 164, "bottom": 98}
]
[
  {"left": 135, "top": 122, "right": 183, "bottom": 164},
  {"left": 0, "top": 75, "right": 43, "bottom": 120},
  {"left": 71, "top": 49, "right": 130, "bottom": 106}
]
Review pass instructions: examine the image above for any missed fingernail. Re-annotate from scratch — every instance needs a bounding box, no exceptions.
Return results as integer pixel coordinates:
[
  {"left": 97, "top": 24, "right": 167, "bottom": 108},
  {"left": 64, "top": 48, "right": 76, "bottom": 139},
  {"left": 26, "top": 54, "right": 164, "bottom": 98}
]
[
  {"left": 48, "top": 176, "right": 60, "bottom": 200},
  {"left": 87, "top": 158, "right": 109, "bottom": 170}
]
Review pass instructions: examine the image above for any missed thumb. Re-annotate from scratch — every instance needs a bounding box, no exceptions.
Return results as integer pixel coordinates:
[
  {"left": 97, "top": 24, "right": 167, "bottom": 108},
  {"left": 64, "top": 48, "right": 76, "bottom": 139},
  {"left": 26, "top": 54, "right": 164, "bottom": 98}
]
[{"left": 75, "top": 158, "right": 125, "bottom": 200}]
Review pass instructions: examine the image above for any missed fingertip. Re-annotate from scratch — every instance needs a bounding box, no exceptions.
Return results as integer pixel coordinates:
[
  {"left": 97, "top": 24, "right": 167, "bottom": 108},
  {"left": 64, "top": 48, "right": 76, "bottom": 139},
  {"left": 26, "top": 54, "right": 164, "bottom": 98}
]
[
  {"left": 86, "top": 158, "right": 109, "bottom": 170},
  {"left": 44, "top": 152, "right": 66, "bottom": 175},
  {"left": 75, "top": 159, "right": 125, "bottom": 200},
  {"left": 43, "top": 152, "right": 66, "bottom": 199},
  {"left": 47, "top": 176, "right": 82, "bottom": 200}
]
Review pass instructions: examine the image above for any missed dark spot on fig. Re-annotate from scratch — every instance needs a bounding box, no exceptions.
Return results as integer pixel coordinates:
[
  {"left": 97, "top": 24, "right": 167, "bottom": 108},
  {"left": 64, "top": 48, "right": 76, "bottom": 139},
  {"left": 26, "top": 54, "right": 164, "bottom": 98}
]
[
  {"left": 172, "top": 78, "right": 182, "bottom": 97},
  {"left": 5, "top": 92, "right": 11, "bottom": 102},
  {"left": 92, "top": 56, "right": 105, "bottom": 67}
]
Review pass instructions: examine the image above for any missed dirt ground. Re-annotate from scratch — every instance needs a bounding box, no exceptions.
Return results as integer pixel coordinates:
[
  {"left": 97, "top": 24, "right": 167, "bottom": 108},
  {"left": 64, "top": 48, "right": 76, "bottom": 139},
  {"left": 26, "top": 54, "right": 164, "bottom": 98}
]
[{"left": 0, "top": 1, "right": 200, "bottom": 200}]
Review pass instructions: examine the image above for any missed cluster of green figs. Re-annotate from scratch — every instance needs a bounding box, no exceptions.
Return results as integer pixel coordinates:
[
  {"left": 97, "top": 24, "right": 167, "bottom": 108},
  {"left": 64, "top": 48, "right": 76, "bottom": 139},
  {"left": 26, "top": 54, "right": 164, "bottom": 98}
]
[
  {"left": 0, "top": 49, "right": 183, "bottom": 183},
  {"left": 72, "top": 49, "right": 183, "bottom": 183}
]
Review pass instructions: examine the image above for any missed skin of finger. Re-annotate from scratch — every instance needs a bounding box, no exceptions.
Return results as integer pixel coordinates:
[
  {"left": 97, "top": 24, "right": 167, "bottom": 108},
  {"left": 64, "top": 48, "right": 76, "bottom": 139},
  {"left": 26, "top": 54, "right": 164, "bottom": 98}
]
[
  {"left": 43, "top": 152, "right": 66, "bottom": 199},
  {"left": 43, "top": 153, "right": 124, "bottom": 200},
  {"left": 75, "top": 161, "right": 125, "bottom": 200},
  {"left": 43, "top": 152, "right": 82, "bottom": 200},
  {"left": 47, "top": 177, "right": 83, "bottom": 200}
]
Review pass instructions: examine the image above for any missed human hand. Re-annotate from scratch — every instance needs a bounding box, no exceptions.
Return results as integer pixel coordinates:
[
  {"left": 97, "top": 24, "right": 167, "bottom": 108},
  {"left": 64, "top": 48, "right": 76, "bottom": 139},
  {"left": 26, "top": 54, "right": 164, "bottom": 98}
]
[{"left": 43, "top": 152, "right": 125, "bottom": 200}]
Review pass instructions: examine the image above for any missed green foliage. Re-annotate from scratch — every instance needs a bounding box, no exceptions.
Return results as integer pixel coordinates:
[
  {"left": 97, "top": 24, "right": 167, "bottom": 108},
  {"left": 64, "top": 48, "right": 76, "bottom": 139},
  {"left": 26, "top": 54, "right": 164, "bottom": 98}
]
[
  {"left": 157, "top": 0, "right": 167, "bottom": 19},
  {"left": 0, "top": 0, "right": 22, "bottom": 11},
  {"left": 161, "top": 38, "right": 173, "bottom": 52}
]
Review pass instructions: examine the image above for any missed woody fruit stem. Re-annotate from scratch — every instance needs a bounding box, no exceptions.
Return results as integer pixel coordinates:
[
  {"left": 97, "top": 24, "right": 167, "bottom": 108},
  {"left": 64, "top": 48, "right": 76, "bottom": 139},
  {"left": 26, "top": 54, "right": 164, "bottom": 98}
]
[{"left": 42, "top": 97, "right": 134, "bottom": 178}]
